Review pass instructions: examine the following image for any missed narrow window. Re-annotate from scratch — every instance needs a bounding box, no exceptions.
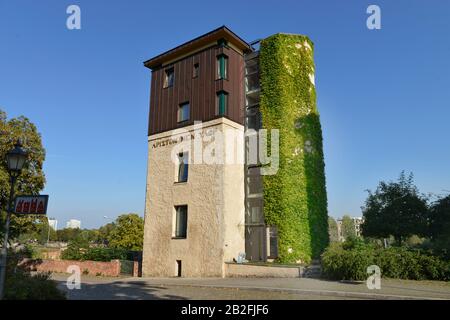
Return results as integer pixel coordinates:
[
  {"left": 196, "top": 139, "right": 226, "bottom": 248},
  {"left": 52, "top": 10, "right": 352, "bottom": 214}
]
[
  {"left": 193, "top": 63, "right": 199, "bottom": 78},
  {"left": 164, "top": 67, "right": 174, "bottom": 88},
  {"left": 176, "top": 260, "right": 182, "bottom": 277},
  {"left": 217, "top": 91, "right": 228, "bottom": 116},
  {"left": 174, "top": 206, "right": 188, "bottom": 238},
  {"left": 177, "top": 152, "right": 188, "bottom": 183},
  {"left": 177, "top": 102, "right": 190, "bottom": 122},
  {"left": 217, "top": 54, "right": 228, "bottom": 79}
]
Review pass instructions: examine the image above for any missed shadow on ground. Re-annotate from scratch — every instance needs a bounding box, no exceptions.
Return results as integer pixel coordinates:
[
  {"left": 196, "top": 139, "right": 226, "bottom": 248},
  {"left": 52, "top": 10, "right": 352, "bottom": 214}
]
[{"left": 55, "top": 279, "right": 188, "bottom": 300}]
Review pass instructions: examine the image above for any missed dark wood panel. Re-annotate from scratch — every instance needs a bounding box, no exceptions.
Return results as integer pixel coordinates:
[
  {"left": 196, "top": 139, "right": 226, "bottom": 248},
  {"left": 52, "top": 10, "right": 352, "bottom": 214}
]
[{"left": 148, "top": 45, "right": 245, "bottom": 136}]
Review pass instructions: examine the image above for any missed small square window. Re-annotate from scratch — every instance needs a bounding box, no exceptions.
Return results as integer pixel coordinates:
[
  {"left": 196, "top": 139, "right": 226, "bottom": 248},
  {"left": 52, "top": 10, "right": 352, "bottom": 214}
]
[
  {"left": 193, "top": 63, "right": 199, "bottom": 78},
  {"left": 178, "top": 102, "right": 190, "bottom": 122},
  {"left": 164, "top": 67, "right": 174, "bottom": 88}
]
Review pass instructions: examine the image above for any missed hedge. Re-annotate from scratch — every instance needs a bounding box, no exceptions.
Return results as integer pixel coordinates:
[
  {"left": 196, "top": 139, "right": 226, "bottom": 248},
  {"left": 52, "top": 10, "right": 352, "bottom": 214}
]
[
  {"left": 321, "top": 242, "right": 450, "bottom": 281},
  {"left": 61, "top": 246, "right": 131, "bottom": 262},
  {"left": 259, "top": 33, "right": 328, "bottom": 263}
]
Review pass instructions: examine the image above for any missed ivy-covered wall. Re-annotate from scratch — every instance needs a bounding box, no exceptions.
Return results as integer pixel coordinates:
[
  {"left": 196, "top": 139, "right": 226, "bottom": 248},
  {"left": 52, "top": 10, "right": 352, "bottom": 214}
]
[{"left": 259, "top": 33, "right": 328, "bottom": 264}]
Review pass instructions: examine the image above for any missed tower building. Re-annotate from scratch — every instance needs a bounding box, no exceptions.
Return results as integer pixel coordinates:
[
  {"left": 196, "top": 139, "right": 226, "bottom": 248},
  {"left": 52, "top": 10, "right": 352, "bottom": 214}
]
[{"left": 142, "top": 26, "right": 328, "bottom": 277}]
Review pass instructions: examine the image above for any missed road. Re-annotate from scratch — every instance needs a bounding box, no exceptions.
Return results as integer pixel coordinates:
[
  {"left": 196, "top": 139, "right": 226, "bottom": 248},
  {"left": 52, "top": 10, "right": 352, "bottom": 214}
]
[{"left": 50, "top": 274, "right": 450, "bottom": 300}]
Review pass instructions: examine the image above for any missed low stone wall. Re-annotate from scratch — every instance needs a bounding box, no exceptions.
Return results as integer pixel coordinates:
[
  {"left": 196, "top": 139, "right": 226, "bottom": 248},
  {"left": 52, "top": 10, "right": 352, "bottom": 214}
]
[
  {"left": 225, "top": 262, "right": 304, "bottom": 278},
  {"left": 23, "top": 259, "right": 121, "bottom": 277}
]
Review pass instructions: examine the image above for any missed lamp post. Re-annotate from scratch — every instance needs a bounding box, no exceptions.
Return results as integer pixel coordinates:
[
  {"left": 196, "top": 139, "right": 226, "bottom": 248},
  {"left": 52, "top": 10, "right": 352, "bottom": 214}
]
[{"left": 0, "top": 140, "right": 28, "bottom": 300}]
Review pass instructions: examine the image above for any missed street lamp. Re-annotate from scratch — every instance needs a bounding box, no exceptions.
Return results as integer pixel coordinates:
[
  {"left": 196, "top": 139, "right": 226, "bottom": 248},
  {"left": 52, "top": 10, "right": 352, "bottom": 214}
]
[{"left": 0, "top": 140, "right": 28, "bottom": 300}]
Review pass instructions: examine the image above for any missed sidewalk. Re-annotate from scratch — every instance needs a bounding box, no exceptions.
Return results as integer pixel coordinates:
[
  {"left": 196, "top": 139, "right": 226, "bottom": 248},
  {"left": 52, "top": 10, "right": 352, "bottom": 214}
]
[
  {"left": 51, "top": 273, "right": 450, "bottom": 300},
  {"left": 112, "top": 277, "right": 450, "bottom": 300}
]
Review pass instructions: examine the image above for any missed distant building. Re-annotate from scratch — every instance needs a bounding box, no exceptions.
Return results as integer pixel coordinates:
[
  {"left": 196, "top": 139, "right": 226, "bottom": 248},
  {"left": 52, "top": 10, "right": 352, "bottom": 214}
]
[
  {"left": 48, "top": 218, "right": 58, "bottom": 231},
  {"left": 66, "top": 219, "right": 81, "bottom": 229},
  {"left": 352, "top": 217, "right": 364, "bottom": 237},
  {"left": 337, "top": 216, "right": 364, "bottom": 241}
]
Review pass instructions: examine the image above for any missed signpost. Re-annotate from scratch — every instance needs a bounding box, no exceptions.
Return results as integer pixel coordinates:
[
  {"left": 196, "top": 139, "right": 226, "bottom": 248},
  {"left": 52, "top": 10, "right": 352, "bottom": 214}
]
[{"left": 13, "top": 195, "right": 49, "bottom": 215}]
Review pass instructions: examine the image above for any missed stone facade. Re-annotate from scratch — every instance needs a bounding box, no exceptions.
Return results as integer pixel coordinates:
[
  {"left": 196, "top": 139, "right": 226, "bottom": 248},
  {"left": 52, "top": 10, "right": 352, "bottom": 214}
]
[{"left": 142, "top": 118, "right": 245, "bottom": 277}]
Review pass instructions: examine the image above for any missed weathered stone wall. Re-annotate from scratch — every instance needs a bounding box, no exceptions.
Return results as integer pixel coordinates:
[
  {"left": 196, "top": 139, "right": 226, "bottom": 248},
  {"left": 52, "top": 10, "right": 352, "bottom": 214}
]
[
  {"left": 225, "top": 263, "right": 304, "bottom": 278},
  {"left": 142, "top": 118, "right": 245, "bottom": 277}
]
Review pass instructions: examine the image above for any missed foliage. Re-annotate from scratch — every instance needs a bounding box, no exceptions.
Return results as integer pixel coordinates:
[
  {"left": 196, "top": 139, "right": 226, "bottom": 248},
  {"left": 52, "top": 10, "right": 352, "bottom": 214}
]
[
  {"left": 428, "top": 194, "right": 450, "bottom": 258},
  {"left": 361, "top": 172, "right": 429, "bottom": 244},
  {"left": 0, "top": 109, "right": 46, "bottom": 242},
  {"left": 321, "top": 240, "right": 450, "bottom": 281},
  {"left": 107, "top": 213, "right": 144, "bottom": 251},
  {"left": 61, "top": 245, "right": 130, "bottom": 262},
  {"left": 56, "top": 227, "right": 83, "bottom": 242},
  {"left": 328, "top": 217, "right": 339, "bottom": 242},
  {"left": 5, "top": 248, "right": 65, "bottom": 300},
  {"left": 83, "top": 247, "right": 130, "bottom": 261},
  {"left": 98, "top": 222, "right": 115, "bottom": 244},
  {"left": 341, "top": 215, "right": 356, "bottom": 240},
  {"left": 61, "top": 236, "right": 89, "bottom": 260},
  {"left": 259, "top": 34, "right": 328, "bottom": 263}
]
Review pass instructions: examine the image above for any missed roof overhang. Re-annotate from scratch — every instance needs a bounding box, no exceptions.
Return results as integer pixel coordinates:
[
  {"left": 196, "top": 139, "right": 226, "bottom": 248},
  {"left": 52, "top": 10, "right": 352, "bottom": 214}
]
[{"left": 143, "top": 26, "right": 252, "bottom": 70}]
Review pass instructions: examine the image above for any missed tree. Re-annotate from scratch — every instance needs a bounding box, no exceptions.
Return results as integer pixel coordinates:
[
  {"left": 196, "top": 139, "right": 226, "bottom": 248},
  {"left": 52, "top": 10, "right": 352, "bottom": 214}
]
[
  {"left": 361, "top": 172, "right": 429, "bottom": 245},
  {"left": 98, "top": 222, "right": 115, "bottom": 245},
  {"left": 107, "top": 213, "right": 144, "bottom": 251},
  {"left": 0, "top": 109, "right": 46, "bottom": 242},
  {"left": 56, "top": 228, "right": 82, "bottom": 242},
  {"left": 429, "top": 194, "right": 450, "bottom": 256},
  {"left": 328, "top": 217, "right": 339, "bottom": 242},
  {"left": 341, "top": 215, "right": 356, "bottom": 240}
]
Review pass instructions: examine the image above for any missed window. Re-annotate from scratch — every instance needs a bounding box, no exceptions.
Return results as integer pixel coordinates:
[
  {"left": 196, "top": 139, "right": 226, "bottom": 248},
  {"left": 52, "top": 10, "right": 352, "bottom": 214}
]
[
  {"left": 177, "top": 152, "right": 188, "bottom": 183},
  {"left": 193, "top": 63, "right": 199, "bottom": 78},
  {"left": 174, "top": 206, "right": 188, "bottom": 238},
  {"left": 217, "top": 54, "right": 228, "bottom": 79},
  {"left": 217, "top": 91, "right": 228, "bottom": 116},
  {"left": 164, "top": 67, "right": 174, "bottom": 88},
  {"left": 178, "top": 102, "right": 190, "bottom": 122},
  {"left": 267, "top": 226, "right": 279, "bottom": 259},
  {"left": 176, "top": 260, "right": 182, "bottom": 277}
]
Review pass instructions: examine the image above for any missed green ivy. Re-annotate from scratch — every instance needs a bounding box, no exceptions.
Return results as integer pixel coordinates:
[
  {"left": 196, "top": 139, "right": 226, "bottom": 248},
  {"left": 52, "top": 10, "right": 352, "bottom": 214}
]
[{"left": 259, "top": 33, "right": 328, "bottom": 263}]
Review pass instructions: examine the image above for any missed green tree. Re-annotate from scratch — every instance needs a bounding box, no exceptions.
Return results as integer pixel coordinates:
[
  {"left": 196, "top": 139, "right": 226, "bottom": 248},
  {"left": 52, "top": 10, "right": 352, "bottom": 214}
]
[
  {"left": 361, "top": 172, "right": 429, "bottom": 245},
  {"left": 341, "top": 215, "right": 356, "bottom": 240},
  {"left": 0, "top": 109, "right": 46, "bottom": 242},
  {"left": 328, "top": 217, "right": 339, "bottom": 242},
  {"left": 107, "top": 213, "right": 143, "bottom": 250},
  {"left": 56, "top": 228, "right": 82, "bottom": 242},
  {"left": 429, "top": 194, "right": 450, "bottom": 256},
  {"left": 98, "top": 222, "right": 115, "bottom": 245}
]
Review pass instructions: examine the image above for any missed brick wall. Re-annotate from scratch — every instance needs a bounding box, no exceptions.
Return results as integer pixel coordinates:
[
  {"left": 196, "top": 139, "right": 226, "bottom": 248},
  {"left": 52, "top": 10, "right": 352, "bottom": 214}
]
[{"left": 27, "top": 259, "right": 122, "bottom": 277}]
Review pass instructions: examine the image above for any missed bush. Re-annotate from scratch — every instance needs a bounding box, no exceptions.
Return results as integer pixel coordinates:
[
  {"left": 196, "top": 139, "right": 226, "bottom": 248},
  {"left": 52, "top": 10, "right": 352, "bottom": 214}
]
[
  {"left": 61, "top": 245, "right": 130, "bottom": 262},
  {"left": 5, "top": 249, "right": 66, "bottom": 300},
  {"left": 321, "top": 242, "right": 376, "bottom": 281},
  {"left": 5, "top": 271, "right": 66, "bottom": 300},
  {"left": 83, "top": 248, "right": 129, "bottom": 262},
  {"left": 321, "top": 241, "right": 450, "bottom": 281}
]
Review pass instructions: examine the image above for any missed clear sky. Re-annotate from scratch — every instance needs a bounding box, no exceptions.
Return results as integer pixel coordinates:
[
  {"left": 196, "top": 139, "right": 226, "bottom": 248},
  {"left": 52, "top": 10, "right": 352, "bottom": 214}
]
[{"left": 1, "top": 0, "right": 449, "bottom": 229}]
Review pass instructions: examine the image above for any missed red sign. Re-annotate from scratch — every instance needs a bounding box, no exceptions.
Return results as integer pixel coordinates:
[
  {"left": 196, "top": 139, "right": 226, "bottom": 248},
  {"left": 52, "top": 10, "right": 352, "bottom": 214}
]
[{"left": 13, "top": 195, "right": 49, "bottom": 215}]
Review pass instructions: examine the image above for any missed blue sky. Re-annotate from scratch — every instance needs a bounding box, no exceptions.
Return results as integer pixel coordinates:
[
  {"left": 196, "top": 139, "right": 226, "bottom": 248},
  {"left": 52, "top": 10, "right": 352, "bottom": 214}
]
[{"left": 1, "top": 0, "right": 449, "bottom": 228}]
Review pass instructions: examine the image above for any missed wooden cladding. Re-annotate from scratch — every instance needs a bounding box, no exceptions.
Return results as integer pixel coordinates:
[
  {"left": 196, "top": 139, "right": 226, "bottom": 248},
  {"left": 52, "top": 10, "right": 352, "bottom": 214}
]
[{"left": 148, "top": 45, "right": 245, "bottom": 136}]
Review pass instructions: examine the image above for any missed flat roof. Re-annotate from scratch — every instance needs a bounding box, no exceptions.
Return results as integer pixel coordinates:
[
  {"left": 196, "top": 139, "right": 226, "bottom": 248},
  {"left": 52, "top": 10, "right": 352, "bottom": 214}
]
[{"left": 143, "top": 26, "right": 252, "bottom": 70}]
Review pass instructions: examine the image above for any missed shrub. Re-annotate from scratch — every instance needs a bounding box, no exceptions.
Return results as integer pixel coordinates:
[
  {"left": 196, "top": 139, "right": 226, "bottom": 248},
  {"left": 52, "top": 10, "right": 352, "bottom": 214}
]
[
  {"left": 321, "top": 241, "right": 450, "bottom": 281},
  {"left": 5, "top": 249, "right": 66, "bottom": 300},
  {"left": 5, "top": 271, "right": 66, "bottom": 300},
  {"left": 83, "top": 248, "right": 129, "bottom": 262},
  {"left": 61, "top": 245, "right": 130, "bottom": 262},
  {"left": 321, "top": 242, "right": 375, "bottom": 281}
]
